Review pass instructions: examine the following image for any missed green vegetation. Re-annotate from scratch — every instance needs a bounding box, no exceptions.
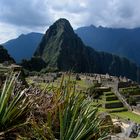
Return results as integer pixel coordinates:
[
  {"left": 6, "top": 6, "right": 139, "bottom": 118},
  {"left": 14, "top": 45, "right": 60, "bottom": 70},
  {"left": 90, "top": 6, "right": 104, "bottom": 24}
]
[
  {"left": 56, "top": 79, "right": 107, "bottom": 140},
  {"left": 0, "top": 73, "right": 32, "bottom": 138},
  {"left": 26, "top": 73, "right": 140, "bottom": 126},
  {"left": 86, "top": 84, "right": 102, "bottom": 98},
  {"left": 106, "top": 107, "right": 128, "bottom": 113},
  {"left": 0, "top": 68, "right": 8, "bottom": 74},
  {"left": 95, "top": 88, "right": 140, "bottom": 124},
  {"left": 121, "top": 87, "right": 140, "bottom": 96},
  {"left": 105, "top": 96, "right": 118, "bottom": 101},
  {"left": 21, "top": 57, "right": 46, "bottom": 72},
  {"left": 0, "top": 45, "right": 14, "bottom": 63},
  {"left": 102, "top": 91, "right": 124, "bottom": 110},
  {"left": 120, "top": 87, "right": 140, "bottom": 105},
  {"left": 104, "top": 92, "right": 114, "bottom": 96},
  {"left": 112, "top": 111, "right": 140, "bottom": 124},
  {"left": 0, "top": 74, "right": 109, "bottom": 139}
]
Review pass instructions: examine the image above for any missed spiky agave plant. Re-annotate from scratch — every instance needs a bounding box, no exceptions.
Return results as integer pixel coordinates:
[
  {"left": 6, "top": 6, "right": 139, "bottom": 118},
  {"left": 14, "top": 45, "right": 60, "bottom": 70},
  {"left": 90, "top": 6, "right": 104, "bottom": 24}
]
[
  {"left": 0, "top": 73, "right": 32, "bottom": 137},
  {"left": 58, "top": 76, "right": 107, "bottom": 140},
  {"left": 30, "top": 75, "right": 108, "bottom": 140}
]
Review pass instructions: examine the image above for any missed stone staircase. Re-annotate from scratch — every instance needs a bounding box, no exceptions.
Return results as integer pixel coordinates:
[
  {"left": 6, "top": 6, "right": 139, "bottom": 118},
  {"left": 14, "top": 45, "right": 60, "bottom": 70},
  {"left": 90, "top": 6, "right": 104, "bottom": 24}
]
[
  {"left": 103, "top": 90, "right": 128, "bottom": 113},
  {"left": 112, "top": 81, "right": 132, "bottom": 111}
]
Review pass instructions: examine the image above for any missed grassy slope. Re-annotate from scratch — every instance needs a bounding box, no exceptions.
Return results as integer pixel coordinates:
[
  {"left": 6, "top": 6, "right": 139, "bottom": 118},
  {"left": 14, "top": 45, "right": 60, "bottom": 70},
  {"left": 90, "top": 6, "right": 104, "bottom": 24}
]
[{"left": 112, "top": 111, "right": 140, "bottom": 124}]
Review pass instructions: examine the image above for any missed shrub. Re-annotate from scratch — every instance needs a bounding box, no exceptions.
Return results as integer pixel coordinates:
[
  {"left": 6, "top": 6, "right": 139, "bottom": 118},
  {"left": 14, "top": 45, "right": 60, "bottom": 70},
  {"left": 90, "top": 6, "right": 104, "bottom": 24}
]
[
  {"left": 26, "top": 75, "right": 108, "bottom": 140},
  {"left": 0, "top": 73, "right": 33, "bottom": 138}
]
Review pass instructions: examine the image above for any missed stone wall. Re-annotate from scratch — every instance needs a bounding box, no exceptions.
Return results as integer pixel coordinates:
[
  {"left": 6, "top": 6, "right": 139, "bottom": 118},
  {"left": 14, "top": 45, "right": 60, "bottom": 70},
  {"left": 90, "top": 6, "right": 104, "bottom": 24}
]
[{"left": 118, "top": 81, "right": 137, "bottom": 88}]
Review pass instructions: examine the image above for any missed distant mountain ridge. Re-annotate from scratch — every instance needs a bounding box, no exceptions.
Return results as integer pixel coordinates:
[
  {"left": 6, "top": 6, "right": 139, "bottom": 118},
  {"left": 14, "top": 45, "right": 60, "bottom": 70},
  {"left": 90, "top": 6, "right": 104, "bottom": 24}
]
[
  {"left": 29, "top": 18, "right": 140, "bottom": 81},
  {"left": 3, "top": 25, "right": 140, "bottom": 66},
  {"left": 75, "top": 25, "right": 140, "bottom": 66},
  {"left": 2, "top": 19, "right": 140, "bottom": 81},
  {"left": 3, "top": 32, "right": 43, "bottom": 63}
]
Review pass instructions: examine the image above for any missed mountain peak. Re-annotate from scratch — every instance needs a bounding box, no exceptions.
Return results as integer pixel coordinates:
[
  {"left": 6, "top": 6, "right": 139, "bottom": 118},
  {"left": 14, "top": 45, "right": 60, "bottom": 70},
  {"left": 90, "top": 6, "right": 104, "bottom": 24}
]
[
  {"left": 47, "top": 18, "right": 74, "bottom": 36},
  {"left": 55, "top": 18, "right": 70, "bottom": 25},
  {"left": 54, "top": 18, "right": 71, "bottom": 28},
  {"left": 90, "top": 25, "right": 96, "bottom": 28},
  {"left": 33, "top": 19, "right": 140, "bottom": 81},
  {"left": 34, "top": 18, "right": 87, "bottom": 71},
  {"left": 34, "top": 18, "right": 78, "bottom": 58}
]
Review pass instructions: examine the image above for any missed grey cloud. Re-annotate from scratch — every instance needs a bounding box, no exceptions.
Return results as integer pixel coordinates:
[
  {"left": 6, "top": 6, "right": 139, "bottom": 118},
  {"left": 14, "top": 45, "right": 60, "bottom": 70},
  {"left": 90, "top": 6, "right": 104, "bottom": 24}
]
[
  {"left": 48, "top": 0, "right": 87, "bottom": 13},
  {"left": 119, "top": 7, "right": 134, "bottom": 19},
  {"left": 85, "top": 0, "right": 140, "bottom": 28},
  {"left": 1, "top": 0, "right": 140, "bottom": 29},
  {"left": 0, "top": 0, "right": 51, "bottom": 27},
  {"left": 1, "top": 0, "right": 140, "bottom": 43}
]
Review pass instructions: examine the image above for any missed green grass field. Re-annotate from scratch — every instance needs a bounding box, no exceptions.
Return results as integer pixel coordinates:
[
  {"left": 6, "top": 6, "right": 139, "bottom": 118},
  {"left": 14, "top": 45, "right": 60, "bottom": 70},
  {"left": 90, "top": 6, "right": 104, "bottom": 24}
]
[{"left": 112, "top": 111, "right": 140, "bottom": 124}]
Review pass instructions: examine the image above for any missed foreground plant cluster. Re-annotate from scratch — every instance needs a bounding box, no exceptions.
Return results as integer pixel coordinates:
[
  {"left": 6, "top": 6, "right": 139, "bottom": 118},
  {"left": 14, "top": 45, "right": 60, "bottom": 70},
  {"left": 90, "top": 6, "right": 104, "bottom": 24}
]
[{"left": 0, "top": 73, "right": 108, "bottom": 140}]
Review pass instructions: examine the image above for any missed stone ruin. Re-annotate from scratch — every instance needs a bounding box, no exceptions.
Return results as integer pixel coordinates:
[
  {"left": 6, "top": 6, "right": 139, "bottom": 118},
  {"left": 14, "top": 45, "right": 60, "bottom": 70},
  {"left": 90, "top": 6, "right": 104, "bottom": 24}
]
[{"left": 29, "top": 72, "right": 62, "bottom": 84}]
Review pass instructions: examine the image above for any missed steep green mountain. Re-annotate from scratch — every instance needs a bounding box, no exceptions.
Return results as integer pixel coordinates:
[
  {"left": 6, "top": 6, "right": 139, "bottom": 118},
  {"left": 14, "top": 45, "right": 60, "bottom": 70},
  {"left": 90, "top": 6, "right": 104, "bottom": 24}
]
[
  {"left": 0, "top": 45, "right": 15, "bottom": 63},
  {"left": 34, "top": 18, "right": 140, "bottom": 81},
  {"left": 34, "top": 18, "right": 90, "bottom": 72},
  {"left": 75, "top": 25, "right": 140, "bottom": 66},
  {"left": 3, "top": 24, "right": 140, "bottom": 66},
  {"left": 3, "top": 32, "right": 43, "bottom": 63}
]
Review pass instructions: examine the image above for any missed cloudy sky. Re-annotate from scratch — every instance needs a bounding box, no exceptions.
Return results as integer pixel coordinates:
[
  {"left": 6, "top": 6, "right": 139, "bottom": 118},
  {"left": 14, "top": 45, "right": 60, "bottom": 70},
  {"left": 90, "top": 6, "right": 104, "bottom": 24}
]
[{"left": 0, "top": 0, "right": 140, "bottom": 43}]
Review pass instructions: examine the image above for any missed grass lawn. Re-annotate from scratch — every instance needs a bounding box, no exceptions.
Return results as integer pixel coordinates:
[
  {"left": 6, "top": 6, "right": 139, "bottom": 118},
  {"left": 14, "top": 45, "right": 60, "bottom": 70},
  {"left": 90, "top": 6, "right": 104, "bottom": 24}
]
[
  {"left": 105, "top": 100, "right": 121, "bottom": 103},
  {"left": 98, "top": 107, "right": 106, "bottom": 112},
  {"left": 112, "top": 111, "right": 140, "bottom": 124},
  {"left": 76, "top": 80, "right": 89, "bottom": 89},
  {"left": 26, "top": 78, "right": 34, "bottom": 85}
]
